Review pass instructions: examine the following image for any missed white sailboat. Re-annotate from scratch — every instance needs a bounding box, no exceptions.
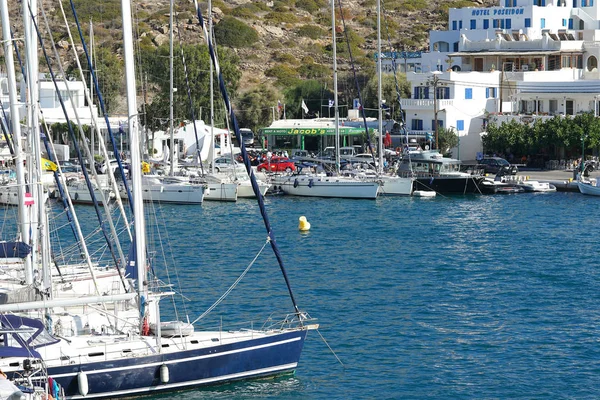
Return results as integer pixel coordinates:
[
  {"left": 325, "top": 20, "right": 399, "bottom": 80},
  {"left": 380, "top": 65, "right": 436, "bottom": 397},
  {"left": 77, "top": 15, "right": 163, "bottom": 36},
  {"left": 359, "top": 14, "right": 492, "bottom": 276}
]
[
  {"left": 273, "top": 0, "right": 379, "bottom": 199},
  {"left": 0, "top": 2, "right": 315, "bottom": 398}
]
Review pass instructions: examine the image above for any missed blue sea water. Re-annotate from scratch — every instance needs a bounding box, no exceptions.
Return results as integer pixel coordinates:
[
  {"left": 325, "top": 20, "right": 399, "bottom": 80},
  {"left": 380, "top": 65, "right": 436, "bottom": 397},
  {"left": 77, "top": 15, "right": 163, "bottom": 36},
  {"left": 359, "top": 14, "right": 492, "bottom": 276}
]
[{"left": 4, "top": 192, "right": 600, "bottom": 399}]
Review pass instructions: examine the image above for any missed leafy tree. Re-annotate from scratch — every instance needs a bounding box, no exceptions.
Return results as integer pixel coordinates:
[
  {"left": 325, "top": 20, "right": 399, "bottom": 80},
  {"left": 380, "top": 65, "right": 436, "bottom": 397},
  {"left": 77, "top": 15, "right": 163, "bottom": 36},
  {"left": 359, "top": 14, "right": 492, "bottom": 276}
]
[
  {"left": 283, "top": 80, "right": 333, "bottom": 119},
  {"left": 361, "top": 73, "right": 411, "bottom": 118},
  {"left": 213, "top": 17, "right": 259, "bottom": 48},
  {"left": 235, "top": 85, "right": 280, "bottom": 133},
  {"left": 438, "top": 126, "right": 458, "bottom": 155},
  {"left": 140, "top": 43, "right": 241, "bottom": 131}
]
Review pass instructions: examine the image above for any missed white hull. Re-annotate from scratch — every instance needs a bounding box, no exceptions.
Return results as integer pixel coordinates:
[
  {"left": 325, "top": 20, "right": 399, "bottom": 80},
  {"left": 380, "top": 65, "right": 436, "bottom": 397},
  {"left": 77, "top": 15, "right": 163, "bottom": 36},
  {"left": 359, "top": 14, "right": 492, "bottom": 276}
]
[
  {"left": 0, "top": 184, "right": 19, "bottom": 206},
  {"left": 203, "top": 182, "right": 238, "bottom": 202},
  {"left": 272, "top": 174, "right": 379, "bottom": 199},
  {"left": 377, "top": 175, "right": 413, "bottom": 196},
  {"left": 237, "top": 179, "right": 270, "bottom": 198},
  {"left": 578, "top": 181, "right": 600, "bottom": 196},
  {"left": 122, "top": 176, "right": 205, "bottom": 204},
  {"left": 516, "top": 180, "right": 557, "bottom": 192}
]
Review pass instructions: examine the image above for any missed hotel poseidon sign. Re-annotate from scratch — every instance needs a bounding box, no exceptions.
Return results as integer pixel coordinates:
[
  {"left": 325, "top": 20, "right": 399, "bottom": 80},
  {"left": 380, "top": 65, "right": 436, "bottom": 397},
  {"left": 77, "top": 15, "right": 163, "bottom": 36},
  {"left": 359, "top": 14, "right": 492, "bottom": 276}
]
[{"left": 470, "top": 7, "right": 524, "bottom": 17}]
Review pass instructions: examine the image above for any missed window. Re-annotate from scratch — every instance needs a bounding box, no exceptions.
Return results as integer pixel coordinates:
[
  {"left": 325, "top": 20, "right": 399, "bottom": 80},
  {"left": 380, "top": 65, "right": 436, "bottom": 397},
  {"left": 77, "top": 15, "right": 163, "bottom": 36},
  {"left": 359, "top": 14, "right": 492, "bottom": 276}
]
[
  {"left": 414, "top": 86, "right": 429, "bottom": 99},
  {"left": 568, "top": 19, "right": 573, "bottom": 29},
  {"left": 459, "top": 21, "right": 463, "bottom": 29},
  {"left": 465, "top": 88, "right": 473, "bottom": 99},
  {"left": 541, "top": 18, "right": 545, "bottom": 29},
  {"left": 436, "top": 87, "right": 450, "bottom": 99},
  {"left": 573, "top": 0, "right": 577, "bottom": 5},
  {"left": 454, "top": 42, "right": 459, "bottom": 52},
  {"left": 452, "top": 21, "right": 457, "bottom": 30},
  {"left": 486, "top": 87, "right": 497, "bottom": 98},
  {"left": 525, "top": 18, "right": 531, "bottom": 28},
  {"left": 505, "top": 19, "right": 511, "bottom": 29},
  {"left": 562, "top": 18, "right": 567, "bottom": 26},
  {"left": 505, "top": 0, "right": 517, "bottom": 5},
  {"left": 483, "top": 19, "right": 489, "bottom": 29},
  {"left": 470, "top": 19, "right": 476, "bottom": 29},
  {"left": 411, "top": 119, "right": 423, "bottom": 130},
  {"left": 457, "top": 120, "right": 465, "bottom": 131}
]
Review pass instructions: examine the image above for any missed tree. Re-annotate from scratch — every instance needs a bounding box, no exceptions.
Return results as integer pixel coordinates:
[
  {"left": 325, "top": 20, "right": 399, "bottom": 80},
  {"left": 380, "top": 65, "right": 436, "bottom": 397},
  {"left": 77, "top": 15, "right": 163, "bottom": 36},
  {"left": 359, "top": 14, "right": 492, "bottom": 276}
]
[
  {"left": 235, "top": 85, "right": 280, "bottom": 133},
  {"left": 283, "top": 80, "right": 333, "bottom": 119},
  {"left": 438, "top": 126, "right": 458, "bottom": 155},
  {"left": 362, "top": 73, "right": 411, "bottom": 119},
  {"left": 141, "top": 43, "right": 241, "bottom": 131}
]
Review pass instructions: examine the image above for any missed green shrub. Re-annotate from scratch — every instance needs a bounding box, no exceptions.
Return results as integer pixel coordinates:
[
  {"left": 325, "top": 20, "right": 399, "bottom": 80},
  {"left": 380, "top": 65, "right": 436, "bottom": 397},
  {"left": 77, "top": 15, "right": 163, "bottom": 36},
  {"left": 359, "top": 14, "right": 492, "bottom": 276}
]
[
  {"left": 213, "top": 17, "right": 259, "bottom": 48},
  {"left": 265, "top": 64, "right": 301, "bottom": 87},
  {"left": 296, "top": 24, "right": 326, "bottom": 39},
  {"left": 264, "top": 11, "right": 299, "bottom": 24},
  {"left": 273, "top": 52, "right": 298, "bottom": 64},
  {"left": 296, "top": 0, "right": 328, "bottom": 13}
]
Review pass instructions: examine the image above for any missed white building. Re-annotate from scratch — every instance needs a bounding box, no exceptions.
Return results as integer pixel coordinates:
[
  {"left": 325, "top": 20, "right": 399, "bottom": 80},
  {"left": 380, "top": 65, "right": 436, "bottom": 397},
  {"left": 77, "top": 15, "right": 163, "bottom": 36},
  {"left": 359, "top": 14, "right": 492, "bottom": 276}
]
[{"left": 391, "top": 0, "right": 600, "bottom": 160}]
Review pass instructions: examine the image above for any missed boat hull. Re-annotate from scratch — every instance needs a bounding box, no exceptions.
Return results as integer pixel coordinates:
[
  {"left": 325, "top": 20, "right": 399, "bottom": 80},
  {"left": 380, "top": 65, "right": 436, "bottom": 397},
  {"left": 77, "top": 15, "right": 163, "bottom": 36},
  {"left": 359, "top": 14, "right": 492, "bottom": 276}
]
[
  {"left": 578, "top": 181, "right": 600, "bottom": 196},
  {"left": 44, "top": 329, "right": 308, "bottom": 399},
  {"left": 413, "top": 176, "right": 484, "bottom": 194},
  {"left": 273, "top": 175, "right": 379, "bottom": 199},
  {"left": 203, "top": 182, "right": 238, "bottom": 202},
  {"left": 377, "top": 176, "right": 412, "bottom": 196}
]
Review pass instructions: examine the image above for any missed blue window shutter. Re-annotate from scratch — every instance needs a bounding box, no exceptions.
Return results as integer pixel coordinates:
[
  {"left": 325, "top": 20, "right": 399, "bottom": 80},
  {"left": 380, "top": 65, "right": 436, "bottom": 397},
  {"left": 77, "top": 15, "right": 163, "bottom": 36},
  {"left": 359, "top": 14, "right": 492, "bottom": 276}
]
[
  {"left": 465, "top": 88, "right": 473, "bottom": 99},
  {"left": 541, "top": 18, "right": 545, "bottom": 29},
  {"left": 453, "top": 21, "right": 457, "bottom": 30},
  {"left": 486, "top": 88, "right": 490, "bottom": 98},
  {"left": 506, "top": 19, "right": 511, "bottom": 29},
  {"left": 484, "top": 19, "right": 489, "bottom": 29},
  {"left": 568, "top": 19, "right": 573, "bottom": 29},
  {"left": 414, "top": 87, "right": 419, "bottom": 99},
  {"left": 445, "top": 88, "right": 450, "bottom": 98},
  {"left": 470, "top": 19, "right": 476, "bottom": 29},
  {"left": 525, "top": 18, "right": 531, "bottom": 27},
  {"left": 424, "top": 87, "right": 430, "bottom": 99},
  {"left": 459, "top": 21, "right": 463, "bottom": 29},
  {"left": 457, "top": 120, "right": 464, "bottom": 131},
  {"left": 573, "top": 0, "right": 577, "bottom": 6},
  {"left": 505, "top": 0, "right": 509, "bottom": 5}
]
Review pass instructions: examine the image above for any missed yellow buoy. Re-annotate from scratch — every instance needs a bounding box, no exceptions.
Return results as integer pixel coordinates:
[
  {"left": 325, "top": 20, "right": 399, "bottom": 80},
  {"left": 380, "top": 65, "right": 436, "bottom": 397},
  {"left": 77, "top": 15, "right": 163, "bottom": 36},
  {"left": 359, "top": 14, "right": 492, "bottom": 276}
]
[{"left": 298, "top": 216, "right": 311, "bottom": 231}]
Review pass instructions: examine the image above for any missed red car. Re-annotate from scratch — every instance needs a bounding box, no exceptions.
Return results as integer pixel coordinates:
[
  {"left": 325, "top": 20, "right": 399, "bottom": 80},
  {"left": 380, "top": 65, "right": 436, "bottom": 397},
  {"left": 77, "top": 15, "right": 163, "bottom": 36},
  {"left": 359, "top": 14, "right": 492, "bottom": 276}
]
[{"left": 257, "top": 157, "right": 296, "bottom": 173}]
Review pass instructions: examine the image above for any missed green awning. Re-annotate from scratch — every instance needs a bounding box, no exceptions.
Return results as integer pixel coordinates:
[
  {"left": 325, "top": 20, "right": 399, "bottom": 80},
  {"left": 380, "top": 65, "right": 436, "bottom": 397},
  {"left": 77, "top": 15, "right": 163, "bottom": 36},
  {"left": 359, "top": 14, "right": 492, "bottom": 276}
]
[{"left": 261, "top": 127, "right": 369, "bottom": 136}]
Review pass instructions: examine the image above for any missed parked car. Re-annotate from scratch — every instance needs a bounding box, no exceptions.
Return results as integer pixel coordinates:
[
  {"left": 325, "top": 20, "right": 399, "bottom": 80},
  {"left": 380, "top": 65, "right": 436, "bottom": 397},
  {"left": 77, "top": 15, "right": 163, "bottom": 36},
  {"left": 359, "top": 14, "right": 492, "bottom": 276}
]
[
  {"left": 210, "top": 156, "right": 245, "bottom": 174},
  {"left": 478, "top": 157, "right": 518, "bottom": 175},
  {"left": 257, "top": 157, "right": 296, "bottom": 173}
]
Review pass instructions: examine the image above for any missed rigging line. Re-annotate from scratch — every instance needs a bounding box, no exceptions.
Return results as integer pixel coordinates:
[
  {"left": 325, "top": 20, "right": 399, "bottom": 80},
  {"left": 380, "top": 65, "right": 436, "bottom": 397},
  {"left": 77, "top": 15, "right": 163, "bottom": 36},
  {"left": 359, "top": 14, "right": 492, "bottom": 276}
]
[
  {"left": 38, "top": 4, "right": 129, "bottom": 291},
  {"left": 194, "top": 0, "right": 303, "bottom": 318},
  {"left": 174, "top": 9, "right": 205, "bottom": 173},
  {"left": 57, "top": 0, "right": 132, "bottom": 243},
  {"left": 335, "top": 0, "right": 377, "bottom": 169},
  {"left": 27, "top": 3, "right": 119, "bottom": 300},
  {"left": 191, "top": 239, "right": 270, "bottom": 325},
  {"left": 316, "top": 329, "right": 344, "bottom": 367},
  {"left": 67, "top": 0, "right": 135, "bottom": 212}
]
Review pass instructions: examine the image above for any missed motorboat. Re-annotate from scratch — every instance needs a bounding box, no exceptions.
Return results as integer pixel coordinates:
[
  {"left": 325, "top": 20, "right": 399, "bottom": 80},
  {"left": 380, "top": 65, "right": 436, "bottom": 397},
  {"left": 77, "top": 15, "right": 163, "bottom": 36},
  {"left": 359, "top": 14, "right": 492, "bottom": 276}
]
[
  {"left": 577, "top": 178, "right": 600, "bottom": 196},
  {"left": 396, "top": 150, "right": 484, "bottom": 194},
  {"left": 515, "top": 180, "right": 557, "bottom": 193}
]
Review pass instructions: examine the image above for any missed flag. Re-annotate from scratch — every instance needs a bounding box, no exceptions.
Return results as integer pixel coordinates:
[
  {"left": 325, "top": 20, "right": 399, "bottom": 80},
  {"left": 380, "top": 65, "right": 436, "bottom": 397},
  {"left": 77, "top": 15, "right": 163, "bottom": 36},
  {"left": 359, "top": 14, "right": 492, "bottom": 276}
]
[
  {"left": 381, "top": 101, "right": 390, "bottom": 110},
  {"left": 24, "top": 192, "right": 34, "bottom": 207},
  {"left": 278, "top": 100, "right": 283, "bottom": 112},
  {"left": 41, "top": 158, "right": 57, "bottom": 172},
  {"left": 301, "top": 100, "right": 309, "bottom": 114},
  {"left": 328, "top": 99, "right": 334, "bottom": 108}
]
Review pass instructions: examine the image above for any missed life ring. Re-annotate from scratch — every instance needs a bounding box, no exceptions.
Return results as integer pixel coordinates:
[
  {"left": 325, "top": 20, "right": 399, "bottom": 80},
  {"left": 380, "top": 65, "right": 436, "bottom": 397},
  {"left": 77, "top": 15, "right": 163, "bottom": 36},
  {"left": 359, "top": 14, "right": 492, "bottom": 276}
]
[{"left": 395, "top": 147, "right": 401, "bottom": 156}]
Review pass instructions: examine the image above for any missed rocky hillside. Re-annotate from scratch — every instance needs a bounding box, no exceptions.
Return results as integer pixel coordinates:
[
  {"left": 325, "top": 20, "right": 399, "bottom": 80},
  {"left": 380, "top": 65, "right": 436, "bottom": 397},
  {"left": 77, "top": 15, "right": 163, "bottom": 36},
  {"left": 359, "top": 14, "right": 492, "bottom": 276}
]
[{"left": 8, "top": 0, "right": 496, "bottom": 108}]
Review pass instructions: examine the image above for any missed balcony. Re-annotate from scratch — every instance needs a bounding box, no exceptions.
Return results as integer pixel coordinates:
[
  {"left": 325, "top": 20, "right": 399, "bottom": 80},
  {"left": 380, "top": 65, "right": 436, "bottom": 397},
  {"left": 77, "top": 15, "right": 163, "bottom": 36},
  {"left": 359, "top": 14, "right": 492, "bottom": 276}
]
[{"left": 400, "top": 98, "right": 455, "bottom": 110}]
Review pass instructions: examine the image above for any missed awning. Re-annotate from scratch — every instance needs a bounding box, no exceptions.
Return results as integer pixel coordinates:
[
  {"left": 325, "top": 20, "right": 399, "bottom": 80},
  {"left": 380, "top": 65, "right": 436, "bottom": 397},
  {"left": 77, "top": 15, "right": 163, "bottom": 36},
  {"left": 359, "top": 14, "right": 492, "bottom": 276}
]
[{"left": 261, "top": 127, "right": 370, "bottom": 136}]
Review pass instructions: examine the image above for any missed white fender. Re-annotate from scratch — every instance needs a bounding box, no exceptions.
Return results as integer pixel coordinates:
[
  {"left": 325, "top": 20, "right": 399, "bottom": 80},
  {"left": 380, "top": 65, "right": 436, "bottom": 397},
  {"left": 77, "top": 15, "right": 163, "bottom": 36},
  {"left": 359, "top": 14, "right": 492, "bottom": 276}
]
[
  {"left": 160, "top": 364, "right": 169, "bottom": 384},
  {"left": 78, "top": 371, "right": 89, "bottom": 396}
]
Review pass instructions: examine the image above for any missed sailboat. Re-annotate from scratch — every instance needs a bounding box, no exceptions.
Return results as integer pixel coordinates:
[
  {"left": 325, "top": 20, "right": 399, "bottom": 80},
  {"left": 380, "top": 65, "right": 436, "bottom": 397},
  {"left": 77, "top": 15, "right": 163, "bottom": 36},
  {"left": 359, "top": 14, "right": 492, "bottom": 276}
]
[
  {"left": 271, "top": 0, "right": 379, "bottom": 199},
  {"left": 370, "top": 0, "right": 413, "bottom": 196},
  {"left": 0, "top": 1, "right": 315, "bottom": 398}
]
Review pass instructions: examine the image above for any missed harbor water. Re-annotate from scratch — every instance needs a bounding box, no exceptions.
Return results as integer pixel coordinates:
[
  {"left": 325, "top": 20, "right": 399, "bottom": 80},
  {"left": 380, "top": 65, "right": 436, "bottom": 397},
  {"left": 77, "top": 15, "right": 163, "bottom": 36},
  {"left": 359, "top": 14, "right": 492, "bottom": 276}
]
[{"left": 5, "top": 191, "right": 600, "bottom": 399}]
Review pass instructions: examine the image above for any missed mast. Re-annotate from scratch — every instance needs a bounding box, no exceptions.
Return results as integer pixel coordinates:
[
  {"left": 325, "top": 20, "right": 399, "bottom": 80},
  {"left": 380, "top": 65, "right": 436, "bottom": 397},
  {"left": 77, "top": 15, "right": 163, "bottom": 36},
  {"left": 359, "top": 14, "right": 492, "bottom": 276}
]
[
  {"left": 23, "top": 0, "right": 41, "bottom": 284},
  {"left": 332, "top": 0, "right": 340, "bottom": 174},
  {"left": 169, "top": 0, "right": 175, "bottom": 177},
  {"left": 377, "top": 0, "right": 384, "bottom": 173},
  {"left": 209, "top": 0, "right": 215, "bottom": 174},
  {"left": 121, "top": 0, "right": 147, "bottom": 333},
  {"left": 1, "top": 0, "right": 32, "bottom": 283}
]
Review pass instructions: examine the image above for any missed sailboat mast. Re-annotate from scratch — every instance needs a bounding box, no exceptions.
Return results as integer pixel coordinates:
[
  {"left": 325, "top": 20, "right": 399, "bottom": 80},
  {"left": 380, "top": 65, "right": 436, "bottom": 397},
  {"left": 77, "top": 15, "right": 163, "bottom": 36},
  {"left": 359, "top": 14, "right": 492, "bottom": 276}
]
[
  {"left": 209, "top": 0, "right": 215, "bottom": 174},
  {"left": 377, "top": 0, "right": 384, "bottom": 173},
  {"left": 121, "top": 0, "right": 147, "bottom": 331},
  {"left": 1, "top": 0, "right": 31, "bottom": 281},
  {"left": 332, "top": 0, "right": 340, "bottom": 174},
  {"left": 169, "top": 0, "right": 175, "bottom": 176}
]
